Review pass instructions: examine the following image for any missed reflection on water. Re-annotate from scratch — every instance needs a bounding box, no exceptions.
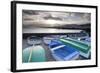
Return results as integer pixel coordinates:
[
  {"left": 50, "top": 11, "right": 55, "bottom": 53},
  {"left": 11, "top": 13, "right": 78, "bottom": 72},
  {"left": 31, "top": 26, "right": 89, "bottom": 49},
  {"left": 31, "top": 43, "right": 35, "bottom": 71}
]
[{"left": 23, "top": 27, "right": 82, "bottom": 33}]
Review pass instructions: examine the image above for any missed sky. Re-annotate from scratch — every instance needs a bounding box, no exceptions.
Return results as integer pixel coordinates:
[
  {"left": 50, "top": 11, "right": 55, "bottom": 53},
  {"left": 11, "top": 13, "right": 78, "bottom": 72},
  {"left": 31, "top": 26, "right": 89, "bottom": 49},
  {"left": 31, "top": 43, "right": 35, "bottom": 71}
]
[{"left": 22, "top": 10, "right": 91, "bottom": 28}]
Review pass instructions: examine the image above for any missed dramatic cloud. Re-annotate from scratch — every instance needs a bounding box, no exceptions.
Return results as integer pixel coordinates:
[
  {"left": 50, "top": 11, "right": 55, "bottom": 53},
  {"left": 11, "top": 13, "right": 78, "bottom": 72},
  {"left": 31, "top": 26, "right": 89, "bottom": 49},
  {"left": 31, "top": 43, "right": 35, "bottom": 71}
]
[{"left": 22, "top": 10, "right": 91, "bottom": 28}]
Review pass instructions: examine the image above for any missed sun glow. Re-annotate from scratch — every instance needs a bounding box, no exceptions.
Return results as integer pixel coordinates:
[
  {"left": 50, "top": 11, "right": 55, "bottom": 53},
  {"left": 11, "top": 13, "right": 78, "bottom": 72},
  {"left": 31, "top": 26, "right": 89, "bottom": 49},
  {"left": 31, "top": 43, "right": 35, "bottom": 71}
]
[{"left": 46, "top": 19, "right": 57, "bottom": 24}]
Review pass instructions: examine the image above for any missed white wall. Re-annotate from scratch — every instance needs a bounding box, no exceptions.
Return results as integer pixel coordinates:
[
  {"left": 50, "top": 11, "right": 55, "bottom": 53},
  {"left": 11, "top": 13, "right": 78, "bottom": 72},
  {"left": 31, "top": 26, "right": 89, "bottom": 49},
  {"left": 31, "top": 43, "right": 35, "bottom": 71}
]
[{"left": 0, "top": 0, "right": 99, "bottom": 73}]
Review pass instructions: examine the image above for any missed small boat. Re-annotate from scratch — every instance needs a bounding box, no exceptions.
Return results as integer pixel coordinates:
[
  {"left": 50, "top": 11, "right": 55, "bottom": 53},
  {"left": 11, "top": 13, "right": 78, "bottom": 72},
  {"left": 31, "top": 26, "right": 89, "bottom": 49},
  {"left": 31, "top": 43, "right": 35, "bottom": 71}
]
[
  {"left": 22, "top": 45, "right": 46, "bottom": 63},
  {"left": 27, "top": 36, "right": 41, "bottom": 46},
  {"left": 60, "top": 38, "right": 91, "bottom": 58},
  {"left": 49, "top": 40, "right": 79, "bottom": 61}
]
